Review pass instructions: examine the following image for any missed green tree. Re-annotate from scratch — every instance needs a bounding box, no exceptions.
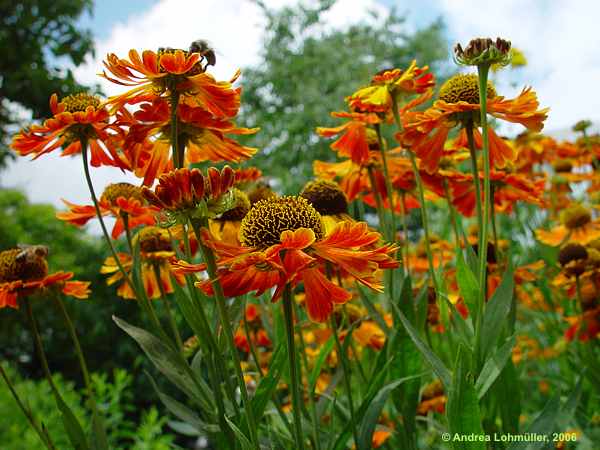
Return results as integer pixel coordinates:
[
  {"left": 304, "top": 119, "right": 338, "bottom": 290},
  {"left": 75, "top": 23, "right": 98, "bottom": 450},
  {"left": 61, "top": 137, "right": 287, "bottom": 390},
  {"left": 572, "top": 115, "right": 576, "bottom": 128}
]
[
  {"left": 239, "top": 0, "right": 449, "bottom": 192},
  {"left": 0, "top": 0, "right": 95, "bottom": 168}
]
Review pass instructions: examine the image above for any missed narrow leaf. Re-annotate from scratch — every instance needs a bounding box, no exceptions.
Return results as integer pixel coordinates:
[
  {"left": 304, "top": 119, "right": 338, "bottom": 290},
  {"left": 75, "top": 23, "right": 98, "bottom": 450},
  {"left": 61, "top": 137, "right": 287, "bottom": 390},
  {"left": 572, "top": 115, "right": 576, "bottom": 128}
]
[
  {"left": 480, "top": 268, "right": 514, "bottom": 360},
  {"left": 475, "top": 336, "right": 515, "bottom": 399}
]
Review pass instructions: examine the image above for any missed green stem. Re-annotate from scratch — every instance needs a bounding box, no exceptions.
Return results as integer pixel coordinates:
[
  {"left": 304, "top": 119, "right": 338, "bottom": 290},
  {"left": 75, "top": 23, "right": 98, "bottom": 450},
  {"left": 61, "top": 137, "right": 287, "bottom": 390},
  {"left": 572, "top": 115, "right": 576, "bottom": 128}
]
[
  {"left": 367, "top": 166, "right": 388, "bottom": 238},
  {"left": 0, "top": 364, "right": 57, "bottom": 449},
  {"left": 330, "top": 315, "right": 359, "bottom": 447},
  {"left": 442, "top": 180, "right": 462, "bottom": 248},
  {"left": 122, "top": 213, "right": 134, "bottom": 255},
  {"left": 191, "top": 220, "right": 260, "bottom": 450},
  {"left": 375, "top": 123, "right": 397, "bottom": 239},
  {"left": 170, "top": 90, "right": 182, "bottom": 169},
  {"left": 400, "top": 191, "right": 411, "bottom": 272},
  {"left": 465, "top": 121, "right": 484, "bottom": 251},
  {"left": 152, "top": 263, "right": 184, "bottom": 353},
  {"left": 475, "top": 63, "right": 492, "bottom": 367},
  {"left": 282, "top": 283, "right": 305, "bottom": 450},
  {"left": 80, "top": 140, "right": 136, "bottom": 296},
  {"left": 296, "top": 310, "right": 322, "bottom": 450}
]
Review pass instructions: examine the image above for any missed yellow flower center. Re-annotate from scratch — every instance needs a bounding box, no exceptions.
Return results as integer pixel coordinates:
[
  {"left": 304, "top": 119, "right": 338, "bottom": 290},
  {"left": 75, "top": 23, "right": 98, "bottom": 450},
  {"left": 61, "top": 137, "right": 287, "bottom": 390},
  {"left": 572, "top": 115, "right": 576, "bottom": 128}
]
[
  {"left": 61, "top": 93, "right": 101, "bottom": 113},
  {"left": 300, "top": 180, "right": 348, "bottom": 215},
  {"left": 560, "top": 205, "right": 592, "bottom": 229},
  {"left": 219, "top": 188, "right": 251, "bottom": 221},
  {"left": 101, "top": 183, "right": 144, "bottom": 206},
  {"left": 438, "top": 74, "right": 496, "bottom": 104},
  {"left": 0, "top": 247, "right": 48, "bottom": 283},
  {"left": 136, "top": 227, "right": 172, "bottom": 254},
  {"left": 239, "top": 196, "right": 324, "bottom": 248}
]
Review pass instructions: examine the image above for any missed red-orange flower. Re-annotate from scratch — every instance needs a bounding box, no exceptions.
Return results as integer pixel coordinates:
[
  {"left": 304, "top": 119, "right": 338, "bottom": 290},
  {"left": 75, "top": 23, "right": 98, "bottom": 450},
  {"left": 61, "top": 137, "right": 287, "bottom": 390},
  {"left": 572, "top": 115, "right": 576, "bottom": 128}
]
[
  {"left": 101, "top": 48, "right": 241, "bottom": 118},
  {"left": 11, "top": 93, "right": 126, "bottom": 168},
  {"left": 0, "top": 246, "right": 90, "bottom": 309},
  {"left": 401, "top": 73, "right": 548, "bottom": 173},
  {"left": 174, "top": 197, "right": 398, "bottom": 322},
  {"left": 57, "top": 182, "right": 157, "bottom": 239}
]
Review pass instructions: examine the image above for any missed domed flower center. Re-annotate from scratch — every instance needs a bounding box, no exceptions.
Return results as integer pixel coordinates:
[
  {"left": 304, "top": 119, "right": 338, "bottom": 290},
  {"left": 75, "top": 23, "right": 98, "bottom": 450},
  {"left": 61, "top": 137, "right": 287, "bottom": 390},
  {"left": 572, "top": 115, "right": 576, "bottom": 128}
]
[
  {"left": 300, "top": 180, "right": 348, "bottom": 215},
  {"left": 558, "top": 243, "right": 588, "bottom": 267},
  {"left": 137, "top": 227, "right": 172, "bottom": 253},
  {"left": 239, "top": 196, "right": 324, "bottom": 248},
  {"left": 219, "top": 189, "right": 251, "bottom": 221},
  {"left": 61, "top": 93, "right": 101, "bottom": 113},
  {"left": 560, "top": 205, "right": 592, "bottom": 229},
  {"left": 101, "top": 183, "right": 144, "bottom": 206},
  {"left": 0, "top": 247, "right": 48, "bottom": 283},
  {"left": 438, "top": 73, "right": 496, "bottom": 104}
]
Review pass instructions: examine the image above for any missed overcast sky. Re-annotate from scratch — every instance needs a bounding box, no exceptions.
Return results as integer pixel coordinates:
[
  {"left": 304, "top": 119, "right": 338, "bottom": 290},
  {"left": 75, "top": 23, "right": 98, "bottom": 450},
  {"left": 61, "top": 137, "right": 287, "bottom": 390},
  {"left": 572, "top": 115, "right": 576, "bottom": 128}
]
[{"left": 3, "top": 0, "right": 600, "bottom": 224}]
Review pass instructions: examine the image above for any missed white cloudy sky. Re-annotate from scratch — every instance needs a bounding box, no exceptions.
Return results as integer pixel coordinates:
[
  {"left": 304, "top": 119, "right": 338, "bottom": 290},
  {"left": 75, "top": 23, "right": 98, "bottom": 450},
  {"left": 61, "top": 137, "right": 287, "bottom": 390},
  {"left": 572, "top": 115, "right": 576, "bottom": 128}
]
[{"left": 3, "top": 0, "right": 600, "bottom": 219}]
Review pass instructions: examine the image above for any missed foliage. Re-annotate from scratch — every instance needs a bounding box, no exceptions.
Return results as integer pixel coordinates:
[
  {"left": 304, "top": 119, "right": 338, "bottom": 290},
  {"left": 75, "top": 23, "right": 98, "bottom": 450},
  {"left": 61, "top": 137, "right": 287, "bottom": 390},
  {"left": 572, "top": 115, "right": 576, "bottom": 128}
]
[
  {"left": 238, "top": 0, "right": 449, "bottom": 192},
  {"left": 0, "top": 365, "right": 174, "bottom": 449},
  {"left": 0, "top": 0, "right": 95, "bottom": 168}
]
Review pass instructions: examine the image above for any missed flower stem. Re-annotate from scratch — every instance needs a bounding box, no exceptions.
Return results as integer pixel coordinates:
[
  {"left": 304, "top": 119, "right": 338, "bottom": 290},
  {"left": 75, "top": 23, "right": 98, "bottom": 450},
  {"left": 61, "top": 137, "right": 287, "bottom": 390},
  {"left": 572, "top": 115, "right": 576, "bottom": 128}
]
[
  {"left": 152, "top": 263, "right": 184, "bottom": 354},
  {"left": 367, "top": 166, "right": 389, "bottom": 238},
  {"left": 400, "top": 191, "right": 411, "bottom": 271},
  {"left": 375, "top": 123, "right": 397, "bottom": 238},
  {"left": 191, "top": 220, "right": 260, "bottom": 450},
  {"left": 330, "top": 315, "right": 359, "bottom": 447},
  {"left": 170, "top": 90, "right": 182, "bottom": 169},
  {"left": 282, "top": 283, "right": 305, "bottom": 450},
  {"left": 475, "top": 63, "right": 492, "bottom": 367},
  {"left": 80, "top": 139, "right": 136, "bottom": 296},
  {"left": 0, "top": 364, "right": 57, "bottom": 450}
]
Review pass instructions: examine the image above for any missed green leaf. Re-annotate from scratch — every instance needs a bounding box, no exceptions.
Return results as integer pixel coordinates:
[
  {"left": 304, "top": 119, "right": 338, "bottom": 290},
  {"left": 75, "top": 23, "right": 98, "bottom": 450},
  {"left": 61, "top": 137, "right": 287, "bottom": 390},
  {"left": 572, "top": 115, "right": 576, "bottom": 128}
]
[
  {"left": 447, "top": 345, "right": 485, "bottom": 450},
  {"left": 251, "top": 345, "right": 286, "bottom": 420},
  {"left": 395, "top": 308, "right": 451, "bottom": 388},
  {"left": 495, "top": 359, "right": 521, "bottom": 434},
  {"left": 475, "top": 335, "right": 515, "bottom": 399},
  {"left": 89, "top": 410, "right": 109, "bottom": 450},
  {"left": 113, "top": 316, "right": 210, "bottom": 409},
  {"left": 224, "top": 415, "right": 253, "bottom": 450},
  {"left": 309, "top": 336, "right": 335, "bottom": 393},
  {"left": 456, "top": 249, "right": 480, "bottom": 322},
  {"left": 147, "top": 373, "right": 219, "bottom": 434},
  {"left": 479, "top": 268, "right": 514, "bottom": 360},
  {"left": 357, "top": 378, "right": 407, "bottom": 449},
  {"left": 55, "top": 394, "right": 90, "bottom": 450},
  {"left": 508, "top": 376, "right": 583, "bottom": 450}
]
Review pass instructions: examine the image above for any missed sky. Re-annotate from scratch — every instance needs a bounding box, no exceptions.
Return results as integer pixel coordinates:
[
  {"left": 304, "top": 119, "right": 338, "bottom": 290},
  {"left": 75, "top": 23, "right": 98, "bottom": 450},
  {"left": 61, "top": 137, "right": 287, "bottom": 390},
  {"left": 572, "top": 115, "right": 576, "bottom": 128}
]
[{"left": 3, "top": 0, "right": 600, "bottom": 221}]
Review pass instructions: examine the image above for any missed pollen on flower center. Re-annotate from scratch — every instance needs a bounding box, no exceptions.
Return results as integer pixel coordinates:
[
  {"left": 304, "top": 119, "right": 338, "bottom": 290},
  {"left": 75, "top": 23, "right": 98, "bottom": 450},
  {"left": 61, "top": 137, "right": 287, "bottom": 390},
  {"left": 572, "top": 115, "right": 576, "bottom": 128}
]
[
  {"left": 438, "top": 73, "right": 496, "bottom": 104},
  {"left": 0, "top": 247, "right": 49, "bottom": 283},
  {"left": 101, "top": 183, "right": 144, "bottom": 206},
  {"left": 300, "top": 180, "right": 348, "bottom": 215},
  {"left": 136, "top": 227, "right": 172, "bottom": 254},
  {"left": 560, "top": 205, "right": 592, "bottom": 229},
  {"left": 239, "top": 196, "right": 324, "bottom": 248},
  {"left": 219, "top": 188, "right": 251, "bottom": 221},
  {"left": 61, "top": 93, "right": 101, "bottom": 113}
]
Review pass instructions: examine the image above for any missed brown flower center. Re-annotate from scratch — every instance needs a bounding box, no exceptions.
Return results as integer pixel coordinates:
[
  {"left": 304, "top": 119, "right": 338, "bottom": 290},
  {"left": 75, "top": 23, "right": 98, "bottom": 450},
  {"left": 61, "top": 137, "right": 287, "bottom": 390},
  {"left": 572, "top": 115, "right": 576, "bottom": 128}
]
[
  {"left": 61, "top": 93, "right": 101, "bottom": 113},
  {"left": 239, "top": 196, "right": 324, "bottom": 248},
  {"left": 101, "top": 183, "right": 144, "bottom": 206},
  {"left": 300, "top": 180, "right": 348, "bottom": 215},
  {"left": 560, "top": 205, "right": 592, "bottom": 229},
  {"left": 136, "top": 227, "right": 172, "bottom": 253},
  {"left": 219, "top": 188, "right": 251, "bottom": 221},
  {"left": 438, "top": 73, "right": 496, "bottom": 104}
]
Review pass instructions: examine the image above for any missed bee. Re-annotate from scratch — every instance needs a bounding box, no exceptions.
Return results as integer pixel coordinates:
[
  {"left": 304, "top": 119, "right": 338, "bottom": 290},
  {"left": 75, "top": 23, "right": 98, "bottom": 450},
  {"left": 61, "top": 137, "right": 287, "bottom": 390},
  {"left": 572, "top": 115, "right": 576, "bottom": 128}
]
[
  {"left": 15, "top": 244, "right": 48, "bottom": 263},
  {"left": 189, "top": 39, "right": 217, "bottom": 67}
]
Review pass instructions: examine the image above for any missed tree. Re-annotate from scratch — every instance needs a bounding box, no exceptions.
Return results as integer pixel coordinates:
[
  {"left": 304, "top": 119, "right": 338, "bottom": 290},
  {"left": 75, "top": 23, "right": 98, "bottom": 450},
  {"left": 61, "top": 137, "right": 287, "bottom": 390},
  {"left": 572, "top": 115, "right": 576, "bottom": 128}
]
[
  {"left": 0, "top": 0, "right": 95, "bottom": 169},
  {"left": 238, "top": 0, "right": 450, "bottom": 192}
]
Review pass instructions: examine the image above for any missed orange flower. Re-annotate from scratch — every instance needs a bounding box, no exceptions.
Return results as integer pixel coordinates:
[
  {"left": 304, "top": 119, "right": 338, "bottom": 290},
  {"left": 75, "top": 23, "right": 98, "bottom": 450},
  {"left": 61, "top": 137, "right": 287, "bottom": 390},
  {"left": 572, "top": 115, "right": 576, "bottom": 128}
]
[
  {"left": 417, "top": 379, "right": 446, "bottom": 415},
  {"left": 11, "top": 93, "right": 126, "bottom": 168},
  {"left": 123, "top": 98, "right": 257, "bottom": 178},
  {"left": 101, "top": 48, "right": 241, "bottom": 118},
  {"left": 176, "top": 197, "right": 398, "bottom": 322},
  {"left": 348, "top": 60, "right": 434, "bottom": 113},
  {"left": 536, "top": 204, "right": 600, "bottom": 246},
  {"left": 101, "top": 227, "right": 184, "bottom": 299},
  {"left": 0, "top": 246, "right": 90, "bottom": 309},
  {"left": 401, "top": 73, "right": 548, "bottom": 173},
  {"left": 57, "top": 182, "right": 157, "bottom": 239},
  {"left": 316, "top": 111, "right": 381, "bottom": 165},
  {"left": 565, "top": 307, "right": 600, "bottom": 341}
]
